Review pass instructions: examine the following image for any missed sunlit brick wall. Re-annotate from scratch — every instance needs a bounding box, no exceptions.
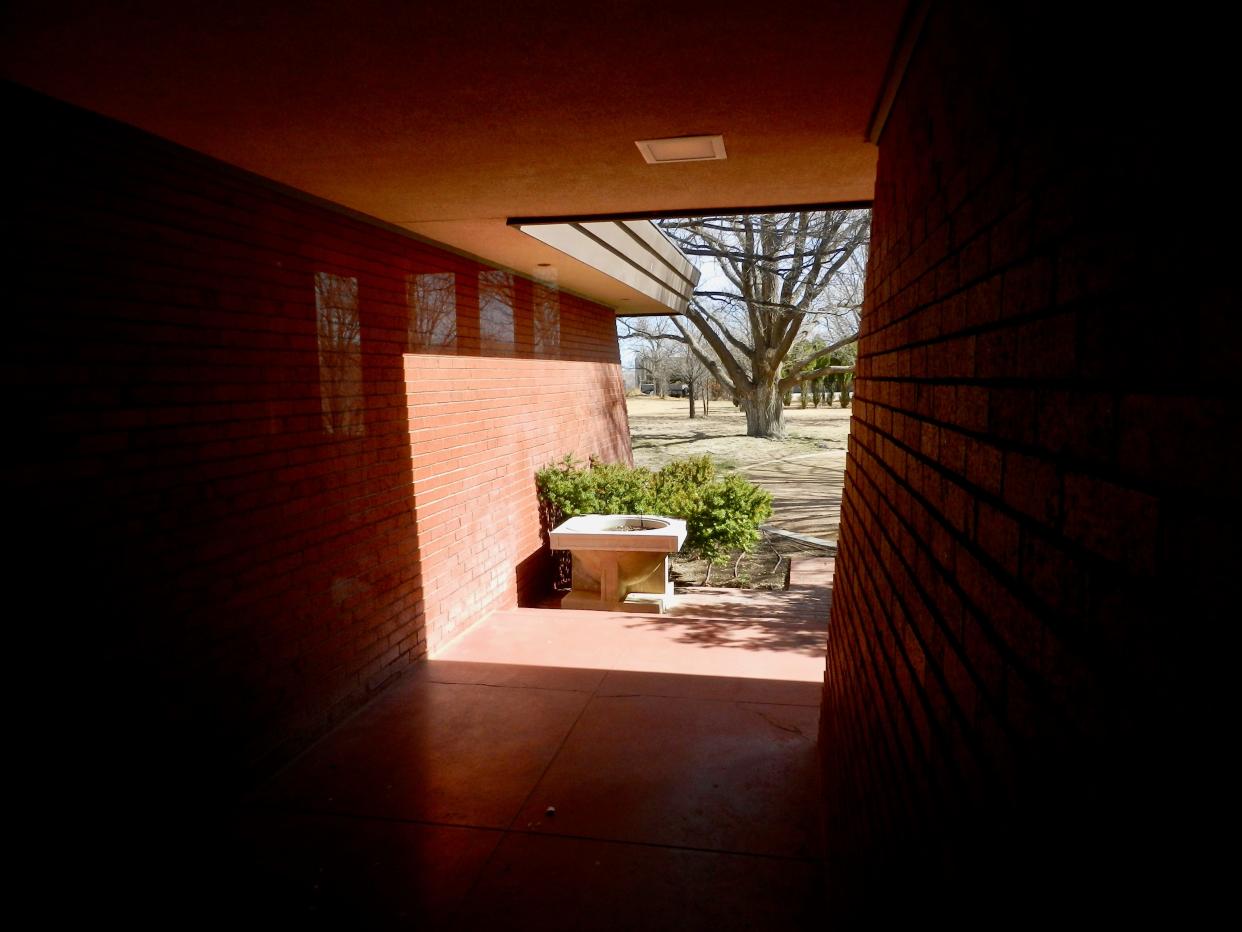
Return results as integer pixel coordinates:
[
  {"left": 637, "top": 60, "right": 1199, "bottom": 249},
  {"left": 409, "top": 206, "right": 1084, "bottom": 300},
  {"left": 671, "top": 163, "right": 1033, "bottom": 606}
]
[
  {"left": 9, "top": 86, "right": 629, "bottom": 795},
  {"left": 821, "top": 1, "right": 1230, "bottom": 918},
  {"left": 407, "top": 356, "right": 629, "bottom": 652}
]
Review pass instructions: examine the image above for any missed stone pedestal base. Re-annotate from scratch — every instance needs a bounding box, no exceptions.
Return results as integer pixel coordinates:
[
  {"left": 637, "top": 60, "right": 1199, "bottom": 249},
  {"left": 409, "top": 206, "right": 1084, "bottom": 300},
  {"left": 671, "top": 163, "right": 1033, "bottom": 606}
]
[
  {"left": 561, "top": 577, "right": 676, "bottom": 613},
  {"left": 548, "top": 514, "right": 688, "bottom": 617}
]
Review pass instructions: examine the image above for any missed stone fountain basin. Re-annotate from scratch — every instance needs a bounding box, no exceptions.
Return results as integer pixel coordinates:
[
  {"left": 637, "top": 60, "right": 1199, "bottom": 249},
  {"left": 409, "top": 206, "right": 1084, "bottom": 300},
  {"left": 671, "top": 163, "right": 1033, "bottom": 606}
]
[
  {"left": 550, "top": 514, "right": 687, "bottom": 591},
  {"left": 549, "top": 514, "right": 687, "bottom": 551}
]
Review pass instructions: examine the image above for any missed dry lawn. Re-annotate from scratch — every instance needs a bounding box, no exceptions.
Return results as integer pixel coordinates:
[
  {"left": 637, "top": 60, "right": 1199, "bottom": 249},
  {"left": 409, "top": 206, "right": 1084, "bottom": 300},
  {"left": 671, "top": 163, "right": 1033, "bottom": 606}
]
[{"left": 625, "top": 394, "right": 852, "bottom": 589}]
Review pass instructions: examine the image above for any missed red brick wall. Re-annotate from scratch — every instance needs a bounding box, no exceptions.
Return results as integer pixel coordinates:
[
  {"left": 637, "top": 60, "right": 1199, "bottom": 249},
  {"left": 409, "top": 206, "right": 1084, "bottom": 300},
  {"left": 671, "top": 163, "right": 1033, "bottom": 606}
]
[
  {"left": 8, "top": 85, "right": 629, "bottom": 796},
  {"left": 408, "top": 355, "right": 629, "bottom": 652},
  {"left": 822, "top": 3, "right": 1230, "bottom": 919}
]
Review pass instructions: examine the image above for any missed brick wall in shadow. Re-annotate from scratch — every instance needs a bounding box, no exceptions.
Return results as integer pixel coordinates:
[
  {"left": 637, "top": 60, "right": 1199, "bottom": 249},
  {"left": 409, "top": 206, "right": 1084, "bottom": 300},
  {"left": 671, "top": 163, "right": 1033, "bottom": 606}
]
[
  {"left": 7, "top": 85, "right": 630, "bottom": 817},
  {"left": 821, "top": 2, "right": 1232, "bottom": 921}
]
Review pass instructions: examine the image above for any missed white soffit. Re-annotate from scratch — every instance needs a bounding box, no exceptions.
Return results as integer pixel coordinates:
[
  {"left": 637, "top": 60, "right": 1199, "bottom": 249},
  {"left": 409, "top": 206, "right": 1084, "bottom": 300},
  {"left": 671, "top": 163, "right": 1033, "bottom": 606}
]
[{"left": 512, "top": 219, "right": 700, "bottom": 315}]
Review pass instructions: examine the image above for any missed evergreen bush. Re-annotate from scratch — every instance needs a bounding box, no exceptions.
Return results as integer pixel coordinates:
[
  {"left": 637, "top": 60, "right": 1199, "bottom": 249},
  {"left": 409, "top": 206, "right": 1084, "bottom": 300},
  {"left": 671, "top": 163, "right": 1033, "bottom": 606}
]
[{"left": 536, "top": 455, "right": 772, "bottom": 567}]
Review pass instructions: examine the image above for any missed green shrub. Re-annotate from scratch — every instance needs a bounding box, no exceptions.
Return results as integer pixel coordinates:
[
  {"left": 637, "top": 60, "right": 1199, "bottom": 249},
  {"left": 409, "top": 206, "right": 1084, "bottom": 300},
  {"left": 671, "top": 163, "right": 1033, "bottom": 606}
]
[
  {"left": 536, "top": 454, "right": 772, "bottom": 566},
  {"left": 535, "top": 454, "right": 655, "bottom": 517},
  {"left": 687, "top": 473, "right": 772, "bottom": 564},
  {"left": 652, "top": 455, "right": 716, "bottom": 487}
]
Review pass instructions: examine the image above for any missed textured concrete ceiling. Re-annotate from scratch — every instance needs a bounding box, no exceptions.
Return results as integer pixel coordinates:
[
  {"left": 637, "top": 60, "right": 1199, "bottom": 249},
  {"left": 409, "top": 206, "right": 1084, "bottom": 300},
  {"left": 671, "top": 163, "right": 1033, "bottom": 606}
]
[{"left": 4, "top": 1, "right": 907, "bottom": 312}]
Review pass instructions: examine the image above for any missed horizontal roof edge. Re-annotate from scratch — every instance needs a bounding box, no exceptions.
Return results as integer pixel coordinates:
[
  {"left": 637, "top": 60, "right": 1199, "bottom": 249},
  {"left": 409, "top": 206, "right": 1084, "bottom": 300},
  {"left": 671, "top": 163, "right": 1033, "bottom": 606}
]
[{"left": 514, "top": 219, "right": 699, "bottom": 316}]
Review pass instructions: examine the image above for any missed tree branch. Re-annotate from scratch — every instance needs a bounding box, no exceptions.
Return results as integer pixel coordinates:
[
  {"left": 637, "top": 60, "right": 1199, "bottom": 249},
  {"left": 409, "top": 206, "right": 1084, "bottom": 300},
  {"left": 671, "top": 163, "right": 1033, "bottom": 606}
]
[
  {"left": 779, "top": 331, "right": 859, "bottom": 378},
  {"left": 616, "top": 318, "right": 690, "bottom": 345},
  {"left": 772, "top": 311, "right": 807, "bottom": 362},
  {"left": 779, "top": 364, "right": 854, "bottom": 390},
  {"left": 694, "top": 290, "right": 805, "bottom": 314},
  {"left": 691, "top": 300, "right": 753, "bottom": 356},
  {"left": 671, "top": 316, "right": 737, "bottom": 396},
  {"left": 618, "top": 330, "right": 689, "bottom": 344},
  {"left": 677, "top": 308, "right": 751, "bottom": 389}
]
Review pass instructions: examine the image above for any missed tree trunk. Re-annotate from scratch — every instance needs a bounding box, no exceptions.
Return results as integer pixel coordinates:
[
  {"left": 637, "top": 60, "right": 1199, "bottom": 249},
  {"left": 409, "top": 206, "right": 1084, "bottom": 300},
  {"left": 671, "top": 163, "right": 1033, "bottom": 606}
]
[
  {"left": 688, "top": 379, "right": 697, "bottom": 419},
  {"left": 740, "top": 385, "right": 785, "bottom": 438}
]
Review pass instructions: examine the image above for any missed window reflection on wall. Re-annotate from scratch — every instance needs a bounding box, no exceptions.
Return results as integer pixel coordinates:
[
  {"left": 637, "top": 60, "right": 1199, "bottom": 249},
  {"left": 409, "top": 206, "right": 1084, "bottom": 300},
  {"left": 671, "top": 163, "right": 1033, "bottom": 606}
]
[
  {"left": 407, "top": 272, "right": 457, "bottom": 351},
  {"left": 314, "top": 271, "right": 364, "bottom": 436},
  {"left": 533, "top": 267, "right": 561, "bottom": 356},
  {"left": 478, "top": 269, "right": 515, "bottom": 355}
]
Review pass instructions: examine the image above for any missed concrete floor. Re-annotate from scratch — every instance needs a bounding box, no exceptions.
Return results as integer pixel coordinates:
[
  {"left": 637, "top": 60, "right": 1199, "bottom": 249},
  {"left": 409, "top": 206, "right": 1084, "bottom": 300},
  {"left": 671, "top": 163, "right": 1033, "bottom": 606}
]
[{"left": 228, "top": 561, "right": 833, "bottom": 929}]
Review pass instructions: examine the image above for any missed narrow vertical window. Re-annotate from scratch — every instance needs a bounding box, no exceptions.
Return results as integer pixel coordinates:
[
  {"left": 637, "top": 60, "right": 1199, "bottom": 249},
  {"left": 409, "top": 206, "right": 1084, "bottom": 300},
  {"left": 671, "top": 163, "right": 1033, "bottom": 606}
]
[
  {"left": 533, "top": 273, "right": 560, "bottom": 356},
  {"left": 314, "top": 272, "right": 364, "bottom": 436},
  {"left": 478, "top": 269, "right": 515, "bottom": 355},
  {"left": 407, "top": 272, "right": 457, "bottom": 351}
]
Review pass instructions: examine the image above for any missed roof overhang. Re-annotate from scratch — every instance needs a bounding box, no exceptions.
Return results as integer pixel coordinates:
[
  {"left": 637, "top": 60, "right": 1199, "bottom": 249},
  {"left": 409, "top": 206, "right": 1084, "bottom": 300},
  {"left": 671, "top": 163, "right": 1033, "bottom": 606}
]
[
  {"left": 1, "top": 1, "right": 908, "bottom": 314},
  {"left": 512, "top": 220, "right": 698, "bottom": 315}
]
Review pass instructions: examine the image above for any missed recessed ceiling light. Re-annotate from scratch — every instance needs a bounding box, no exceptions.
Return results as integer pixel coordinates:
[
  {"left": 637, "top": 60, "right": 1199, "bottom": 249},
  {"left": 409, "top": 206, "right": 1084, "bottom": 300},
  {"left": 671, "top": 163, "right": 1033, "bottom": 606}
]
[{"left": 635, "top": 135, "right": 727, "bottom": 164}]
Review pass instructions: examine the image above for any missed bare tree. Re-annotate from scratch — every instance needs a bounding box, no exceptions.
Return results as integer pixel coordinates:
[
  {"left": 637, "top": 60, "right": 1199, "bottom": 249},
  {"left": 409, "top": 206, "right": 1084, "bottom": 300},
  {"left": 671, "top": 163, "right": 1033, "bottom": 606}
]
[
  {"left": 314, "top": 272, "right": 364, "bottom": 436},
  {"left": 623, "top": 210, "right": 869, "bottom": 438},
  {"left": 407, "top": 271, "right": 457, "bottom": 350},
  {"left": 628, "top": 318, "right": 681, "bottom": 397},
  {"left": 670, "top": 335, "right": 714, "bottom": 418}
]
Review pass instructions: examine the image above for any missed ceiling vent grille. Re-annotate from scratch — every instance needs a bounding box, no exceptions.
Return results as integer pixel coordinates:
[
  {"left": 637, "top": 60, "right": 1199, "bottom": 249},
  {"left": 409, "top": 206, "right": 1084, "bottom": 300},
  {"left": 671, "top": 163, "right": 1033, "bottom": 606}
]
[{"left": 635, "top": 135, "right": 727, "bottom": 164}]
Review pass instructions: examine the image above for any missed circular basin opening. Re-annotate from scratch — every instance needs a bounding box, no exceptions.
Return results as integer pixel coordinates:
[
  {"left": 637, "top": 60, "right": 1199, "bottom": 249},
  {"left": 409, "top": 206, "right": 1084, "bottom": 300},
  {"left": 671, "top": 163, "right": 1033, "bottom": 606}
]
[{"left": 605, "top": 517, "right": 669, "bottom": 532}]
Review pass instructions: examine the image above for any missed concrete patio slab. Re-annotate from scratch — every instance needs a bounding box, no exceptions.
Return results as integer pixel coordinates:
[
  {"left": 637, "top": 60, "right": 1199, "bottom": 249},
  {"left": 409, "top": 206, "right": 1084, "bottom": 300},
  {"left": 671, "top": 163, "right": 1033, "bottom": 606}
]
[
  {"left": 512, "top": 693, "right": 821, "bottom": 857},
  {"left": 259, "top": 677, "right": 592, "bottom": 827},
  {"left": 231, "top": 559, "right": 833, "bottom": 928},
  {"left": 457, "top": 832, "right": 823, "bottom": 932}
]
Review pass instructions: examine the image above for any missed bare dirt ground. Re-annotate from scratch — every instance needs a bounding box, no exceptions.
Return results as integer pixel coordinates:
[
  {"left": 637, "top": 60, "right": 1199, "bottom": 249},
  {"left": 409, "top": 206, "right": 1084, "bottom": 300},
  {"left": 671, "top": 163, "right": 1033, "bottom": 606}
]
[{"left": 625, "top": 395, "right": 852, "bottom": 589}]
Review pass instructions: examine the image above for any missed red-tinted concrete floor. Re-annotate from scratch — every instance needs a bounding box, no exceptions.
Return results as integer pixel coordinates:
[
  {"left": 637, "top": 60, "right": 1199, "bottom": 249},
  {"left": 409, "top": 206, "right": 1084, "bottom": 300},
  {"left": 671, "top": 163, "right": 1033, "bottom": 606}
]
[{"left": 224, "top": 561, "right": 833, "bottom": 929}]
